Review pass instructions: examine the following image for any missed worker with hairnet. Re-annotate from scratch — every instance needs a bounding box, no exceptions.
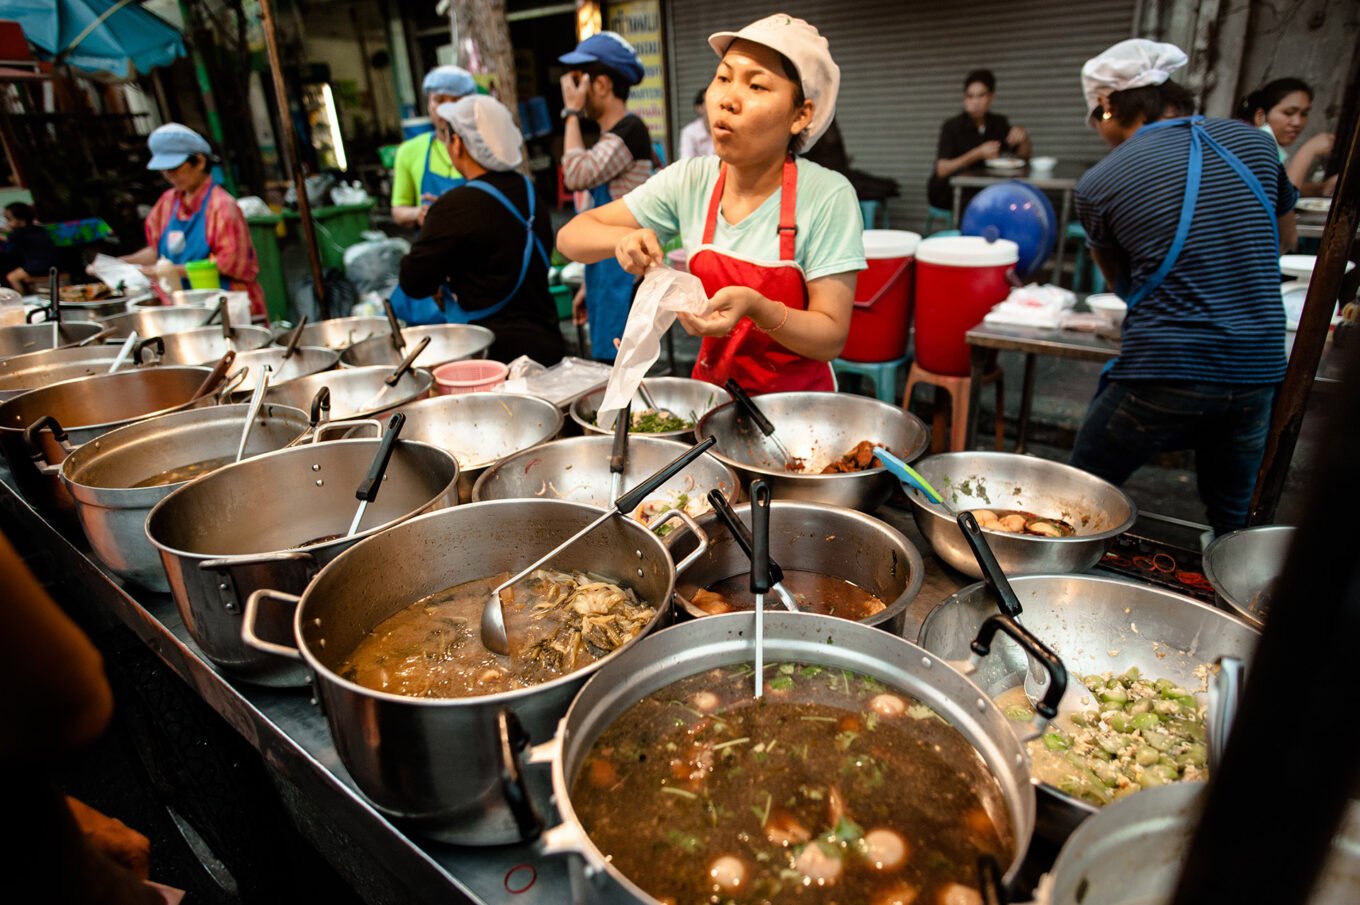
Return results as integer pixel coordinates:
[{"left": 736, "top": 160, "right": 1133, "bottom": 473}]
[
  {"left": 390, "top": 65, "right": 478, "bottom": 230},
  {"left": 396, "top": 96, "right": 565, "bottom": 364}
]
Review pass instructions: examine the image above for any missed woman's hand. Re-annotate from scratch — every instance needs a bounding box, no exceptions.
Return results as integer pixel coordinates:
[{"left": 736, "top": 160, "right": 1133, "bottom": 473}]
[
  {"left": 614, "top": 228, "right": 663, "bottom": 275},
  {"left": 1300, "top": 132, "right": 1335, "bottom": 159},
  {"left": 677, "top": 286, "right": 767, "bottom": 337}
]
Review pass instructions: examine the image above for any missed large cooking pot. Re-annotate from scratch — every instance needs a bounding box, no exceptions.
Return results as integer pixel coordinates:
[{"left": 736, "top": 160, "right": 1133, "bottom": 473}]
[
  {"left": 472, "top": 435, "right": 739, "bottom": 517},
  {"left": 1047, "top": 783, "right": 1360, "bottom": 905},
  {"left": 239, "top": 498, "right": 705, "bottom": 843},
  {"left": 0, "top": 365, "right": 215, "bottom": 516},
  {"left": 392, "top": 393, "right": 563, "bottom": 502},
  {"left": 695, "top": 391, "right": 930, "bottom": 511},
  {"left": 340, "top": 324, "right": 494, "bottom": 369},
  {"left": 667, "top": 499, "right": 925, "bottom": 634},
  {"left": 1202, "top": 524, "right": 1294, "bottom": 629},
  {"left": 146, "top": 437, "right": 459, "bottom": 686},
  {"left": 904, "top": 451, "right": 1136, "bottom": 578},
  {"left": 0, "top": 344, "right": 149, "bottom": 401},
  {"left": 99, "top": 305, "right": 216, "bottom": 339},
  {"left": 275, "top": 315, "right": 391, "bottom": 351},
  {"left": 225, "top": 345, "right": 341, "bottom": 395},
  {"left": 261, "top": 365, "right": 433, "bottom": 421},
  {"left": 570, "top": 377, "right": 732, "bottom": 441},
  {"left": 916, "top": 573, "right": 1259, "bottom": 841},
  {"left": 0, "top": 321, "right": 107, "bottom": 359},
  {"left": 139, "top": 324, "right": 274, "bottom": 365},
  {"left": 529, "top": 612, "right": 1040, "bottom": 901},
  {"left": 60, "top": 401, "right": 312, "bottom": 592},
  {"left": 31, "top": 295, "right": 133, "bottom": 321}
]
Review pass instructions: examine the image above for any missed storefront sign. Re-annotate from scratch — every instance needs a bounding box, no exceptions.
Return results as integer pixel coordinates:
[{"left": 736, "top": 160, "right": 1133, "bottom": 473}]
[{"left": 607, "top": 0, "right": 667, "bottom": 150}]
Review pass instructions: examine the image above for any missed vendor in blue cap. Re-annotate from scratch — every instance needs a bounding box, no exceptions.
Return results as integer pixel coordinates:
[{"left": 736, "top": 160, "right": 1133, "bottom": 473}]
[
  {"left": 119, "top": 123, "right": 265, "bottom": 318},
  {"left": 390, "top": 65, "right": 478, "bottom": 230},
  {"left": 559, "top": 31, "right": 655, "bottom": 361}
]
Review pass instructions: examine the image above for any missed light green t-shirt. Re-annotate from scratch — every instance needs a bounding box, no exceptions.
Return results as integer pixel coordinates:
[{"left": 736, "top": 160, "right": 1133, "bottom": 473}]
[
  {"left": 390, "top": 132, "right": 462, "bottom": 207},
  {"left": 623, "top": 156, "right": 866, "bottom": 282}
]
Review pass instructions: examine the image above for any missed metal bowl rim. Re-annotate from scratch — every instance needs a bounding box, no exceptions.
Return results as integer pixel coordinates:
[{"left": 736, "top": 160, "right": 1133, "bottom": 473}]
[
  {"left": 568, "top": 377, "right": 733, "bottom": 439},
  {"left": 0, "top": 364, "right": 212, "bottom": 434}
]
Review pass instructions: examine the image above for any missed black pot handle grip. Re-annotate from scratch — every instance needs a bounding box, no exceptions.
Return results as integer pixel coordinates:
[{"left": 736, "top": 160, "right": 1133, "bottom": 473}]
[
  {"left": 354, "top": 412, "right": 405, "bottom": 503},
  {"left": 23, "top": 414, "right": 68, "bottom": 449},
  {"left": 496, "top": 709, "right": 543, "bottom": 841},
  {"left": 749, "top": 480, "right": 772, "bottom": 595},
  {"left": 970, "top": 613, "right": 1068, "bottom": 720},
  {"left": 309, "top": 385, "right": 332, "bottom": 427},
  {"left": 134, "top": 335, "right": 166, "bottom": 365},
  {"left": 706, "top": 488, "right": 785, "bottom": 586},
  {"left": 725, "top": 378, "right": 776, "bottom": 438}
]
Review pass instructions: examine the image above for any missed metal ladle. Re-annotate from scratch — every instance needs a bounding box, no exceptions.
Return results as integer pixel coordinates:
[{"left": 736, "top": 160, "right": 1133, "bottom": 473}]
[
  {"left": 481, "top": 436, "right": 718, "bottom": 656},
  {"left": 234, "top": 364, "right": 272, "bottom": 463},
  {"left": 345, "top": 412, "right": 407, "bottom": 537},
  {"left": 750, "top": 479, "right": 772, "bottom": 699},
  {"left": 609, "top": 401, "right": 630, "bottom": 500},
  {"left": 705, "top": 488, "right": 798, "bottom": 612},
  {"left": 725, "top": 378, "right": 795, "bottom": 466}
]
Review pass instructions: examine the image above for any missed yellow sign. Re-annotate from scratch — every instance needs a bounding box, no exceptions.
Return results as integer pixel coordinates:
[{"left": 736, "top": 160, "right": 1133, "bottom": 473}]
[{"left": 607, "top": 0, "right": 667, "bottom": 150}]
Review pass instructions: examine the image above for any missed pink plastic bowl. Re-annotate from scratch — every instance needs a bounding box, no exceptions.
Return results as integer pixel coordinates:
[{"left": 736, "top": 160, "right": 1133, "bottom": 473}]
[{"left": 433, "top": 359, "right": 508, "bottom": 395}]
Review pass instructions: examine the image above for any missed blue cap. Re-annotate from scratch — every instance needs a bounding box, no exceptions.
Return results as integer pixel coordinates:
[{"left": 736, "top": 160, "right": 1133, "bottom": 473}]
[
  {"left": 146, "top": 123, "right": 212, "bottom": 171},
  {"left": 558, "top": 32, "right": 644, "bottom": 87},
  {"left": 422, "top": 65, "right": 477, "bottom": 97}
]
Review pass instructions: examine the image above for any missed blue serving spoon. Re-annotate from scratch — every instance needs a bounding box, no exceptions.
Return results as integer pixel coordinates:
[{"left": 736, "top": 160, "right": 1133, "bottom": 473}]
[{"left": 873, "top": 446, "right": 956, "bottom": 515}]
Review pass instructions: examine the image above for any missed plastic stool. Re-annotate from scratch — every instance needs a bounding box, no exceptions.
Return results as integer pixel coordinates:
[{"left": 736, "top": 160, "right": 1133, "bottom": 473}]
[
  {"left": 903, "top": 361, "right": 1005, "bottom": 452},
  {"left": 833, "top": 355, "right": 909, "bottom": 403},
  {"left": 859, "top": 200, "right": 884, "bottom": 229},
  {"left": 924, "top": 206, "right": 955, "bottom": 235}
]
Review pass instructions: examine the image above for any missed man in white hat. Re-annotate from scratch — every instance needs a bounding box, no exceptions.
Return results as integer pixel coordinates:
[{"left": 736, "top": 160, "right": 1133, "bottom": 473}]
[
  {"left": 397, "top": 95, "right": 564, "bottom": 365},
  {"left": 390, "top": 65, "right": 478, "bottom": 230},
  {"left": 1069, "top": 38, "right": 1299, "bottom": 537}
]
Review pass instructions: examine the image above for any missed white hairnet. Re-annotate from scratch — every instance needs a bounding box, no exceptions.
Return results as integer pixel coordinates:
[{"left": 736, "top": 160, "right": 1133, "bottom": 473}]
[
  {"left": 1081, "top": 39, "right": 1188, "bottom": 117},
  {"left": 435, "top": 96, "right": 524, "bottom": 172}
]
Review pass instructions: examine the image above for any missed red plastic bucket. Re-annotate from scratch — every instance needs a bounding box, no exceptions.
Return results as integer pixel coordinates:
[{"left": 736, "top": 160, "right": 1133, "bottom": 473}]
[
  {"left": 841, "top": 229, "right": 921, "bottom": 362},
  {"left": 913, "top": 236, "right": 1018, "bottom": 375}
]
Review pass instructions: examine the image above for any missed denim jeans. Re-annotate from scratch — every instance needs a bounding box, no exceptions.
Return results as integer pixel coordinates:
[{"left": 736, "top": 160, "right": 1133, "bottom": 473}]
[{"left": 1070, "top": 381, "right": 1276, "bottom": 534}]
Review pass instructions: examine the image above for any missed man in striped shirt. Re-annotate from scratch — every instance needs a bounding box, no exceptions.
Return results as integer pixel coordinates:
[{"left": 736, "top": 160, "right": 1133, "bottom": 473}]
[
  {"left": 1070, "top": 40, "right": 1298, "bottom": 535},
  {"left": 560, "top": 32, "right": 654, "bottom": 361}
]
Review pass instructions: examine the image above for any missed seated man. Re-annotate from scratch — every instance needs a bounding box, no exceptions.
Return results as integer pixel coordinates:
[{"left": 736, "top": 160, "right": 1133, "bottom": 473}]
[
  {"left": 3, "top": 202, "right": 57, "bottom": 292},
  {"left": 926, "top": 68, "right": 1031, "bottom": 212}
]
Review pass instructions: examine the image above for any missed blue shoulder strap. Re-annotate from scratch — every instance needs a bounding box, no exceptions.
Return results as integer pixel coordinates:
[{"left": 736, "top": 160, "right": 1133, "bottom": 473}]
[{"left": 438, "top": 175, "right": 549, "bottom": 324}]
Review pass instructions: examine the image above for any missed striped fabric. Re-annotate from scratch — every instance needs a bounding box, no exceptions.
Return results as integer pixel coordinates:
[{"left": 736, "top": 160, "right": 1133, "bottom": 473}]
[
  {"left": 1075, "top": 117, "right": 1298, "bottom": 384},
  {"left": 562, "top": 134, "right": 653, "bottom": 211}
]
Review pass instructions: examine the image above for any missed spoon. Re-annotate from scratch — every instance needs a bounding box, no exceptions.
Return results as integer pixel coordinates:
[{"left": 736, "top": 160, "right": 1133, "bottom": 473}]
[
  {"left": 610, "top": 401, "right": 630, "bottom": 501},
  {"left": 107, "top": 330, "right": 139, "bottom": 373},
  {"left": 189, "top": 350, "right": 237, "bottom": 402},
  {"left": 383, "top": 298, "right": 406, "bottom": 352},
  {"left": 281, "top": 315, "right": 308, "bottom": 361},
  {"left": 217, "top": 296, "right": 232, "bottom": 342},
  {"left": 724, "top": 378, "right": 795, "bottom": 466},
  {"left": 356, "top": 335, "right": 430, "bottom": 412},
  {"left": 705, "top": 488, "right": 798, "bottom": 612},
  {"left": 750, "top": 479, "right": 772, "bottom": 699},
  {"left": 634, "top": 380, "right": 680, "bottom": 423},
  {"left": 873, "top": 446, "right": 956, "bottom": 515},
  {"left": 234, "top": 364, "right": 271, "bottom": 463},
  {"left": 345, "top": 412, "right": 406, "bottom": 537},
  {"left": 481, "top": 436, "right": 718, "bottom": 656}
]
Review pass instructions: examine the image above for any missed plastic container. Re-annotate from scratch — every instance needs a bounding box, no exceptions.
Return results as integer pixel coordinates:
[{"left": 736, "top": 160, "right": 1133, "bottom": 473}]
[
  {"left": 0, "top": 288, "right": 24, "bottom": 326},
  {"left": 841, "top": 229, "right": 921, "bottom": 362},
  {"left": 914, "top": 236, "right": 1018, "bottom": 375},
  {"left": 433, "top": 359, "right": 509, "bottom": 395},
  {"left": 184, "top": 259, "right": 221, "bottom": 290},
  {"left": 961, "top": 181, "right": 1056, "bottom": 278}
]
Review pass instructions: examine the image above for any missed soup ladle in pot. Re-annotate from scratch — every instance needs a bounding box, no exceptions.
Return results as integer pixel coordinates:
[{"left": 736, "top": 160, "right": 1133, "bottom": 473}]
[
  {"left": 281, "top": 315, "right": 308, "bottom": 361},
  {"left": 750, "top": 479, "right": 771, "bottom": 699},
  {"left": 705, "top": 488, "right": 798, "bottom": 612},
  {"left": 356, "top": 335, "right": 430, "bottom": 412},
  {"left": 481, "top": 436, "right": 718, "bottom": 656},
  {"left": 609, "top": 401, "right": 630, "bottom": 501},
  {"left": 234, "top": 364, "right": 272, "bottom": 463},
  {"left": 725, "top": 378, "right": 795, "bottom": 467},
  {"left": 345, "top": 412, "right": 406, "bottom": 537},
  {"left": 383, "top": 298, "right": 406, "bottom": 352}
]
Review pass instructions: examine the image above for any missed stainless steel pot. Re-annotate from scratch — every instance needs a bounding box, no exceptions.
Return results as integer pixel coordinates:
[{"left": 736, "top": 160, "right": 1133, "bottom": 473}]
[
  {"left": 99, "top": 305, "right": 216, "bottom": 340},
  {"left": 531, "top": 612, "right": 1038, "bottom": 901},
  {"left": 60, "top": 402, "right": 311, "bottom": 592},
  {"left": 1202, "top": 525, "right": 1294, "bottom": 629},
  {"left": 916, "top": 573, "right": 1259, "bottom": 841},
  {"left": 0, "top": 344, "right": 146, "bottom": 401},
  {"left": 0, "top": 321, "right": 107, "bottom": 359},
  {"left": 570, "top": 377, "right": 732, "bottom": 441},
  {"left": 140, "top": 324, "right": 274, "bottom": 365},
  {"left": 695, "top": 391, "right": 930, "bottom": 511},
  {"left": 1047, "top": 783, "right": 1360, "bottom": 905},
  {"left": 146, "top": 438, "right": 459, "bottom": 686},
  {"left": 667, "top": 499, "right": 925, "bottom": 633},
  {"left": 340, "top": 324, "right": 494, "bottom": 369},
  {"left": 472, "top": 435, "right": 739, "bottom": 514},
  {"left": 0, "top": 366, "right": 214, "bottom": 516},
  {"left": 261, "top": 365, "right": 433, "bottom": 421},
  {"left": 239, "top": 498, "right": 705, "bottom": 842},
  {"left": 33, "top": 296, "right": 133, "bottom": 321},
  {"left": 392, "top": 393, "right": 563, "bottom": 502},
  {"left": 904, "top": 451, "right": 1137, "bottom": 578},
  {"left": 275, "top": 316, "right": 391, "bottom": 351},
  {"left": 226, "top": 345, "right": 341, "bottom": 395}
]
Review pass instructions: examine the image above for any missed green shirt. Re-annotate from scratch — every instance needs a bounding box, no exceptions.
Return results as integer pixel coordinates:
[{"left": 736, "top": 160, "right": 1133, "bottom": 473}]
[
  {"left": 390, "top": 132, "right": 462, "bottom": 208},
  {"left": 623, "top": 156, "right": 866, "bottom": 282}
]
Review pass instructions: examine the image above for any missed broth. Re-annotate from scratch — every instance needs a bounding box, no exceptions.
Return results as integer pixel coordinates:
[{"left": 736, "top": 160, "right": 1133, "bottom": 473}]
[
  {"left": 339, "top": 569, "right": 654, "bottom": 698},
  {"left": 691, "top": 571, "right": 887, "bottom": 621},
  {"left": 572, "top": 662, "right": 1013, "bottom": 904},
  {"left": 131, "top": 455, "right": 236, "bottom": 487},
  {"left": 972, "top": 508, "right": 1076, "bottom": 538}
]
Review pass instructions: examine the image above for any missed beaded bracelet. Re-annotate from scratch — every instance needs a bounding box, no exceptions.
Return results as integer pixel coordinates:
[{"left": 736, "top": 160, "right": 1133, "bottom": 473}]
[{"left": 757, "top": 303, "right": 790, "bottom": 334}]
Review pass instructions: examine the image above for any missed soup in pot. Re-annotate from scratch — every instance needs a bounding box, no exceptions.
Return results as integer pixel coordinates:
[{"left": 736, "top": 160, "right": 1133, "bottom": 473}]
[{"left": 689, "top": 571, "right": 887, "bottom": 621}]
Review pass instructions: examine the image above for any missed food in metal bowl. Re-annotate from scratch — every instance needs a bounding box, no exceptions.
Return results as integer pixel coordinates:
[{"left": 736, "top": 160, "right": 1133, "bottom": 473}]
[
  {"left": 788, "top": 439, "right": 884, "bottom": 474},
  {"left": 597, "top": 406, "right": 695, "bottom": 434},
  {"left": 690, "top": 571, "right": 887, "bottom": 620},
  {"left": 570, "top": 661, "right": 1013, "bottom": 903},
  {"left": 972, "top": 508, "right": 1075, "bottom": 537},
  {"left": 339, "top": 569, "right": 653, "bottom": 698}
]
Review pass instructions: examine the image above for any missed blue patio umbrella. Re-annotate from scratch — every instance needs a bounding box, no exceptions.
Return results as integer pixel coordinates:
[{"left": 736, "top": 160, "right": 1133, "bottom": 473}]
[{"left": 5, "top": 0, "right": 186, "bottom": 78}]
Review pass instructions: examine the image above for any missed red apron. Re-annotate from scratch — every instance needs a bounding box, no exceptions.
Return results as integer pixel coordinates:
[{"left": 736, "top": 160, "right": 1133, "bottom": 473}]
[{"left": 688, "top": 157, "right": 835, "bottom": 394}]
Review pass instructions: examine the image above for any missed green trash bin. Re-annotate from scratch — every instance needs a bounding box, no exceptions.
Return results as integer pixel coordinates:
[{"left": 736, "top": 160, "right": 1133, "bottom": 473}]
[
  {"left": 289, "top": 201, "right": 377, "bottom": 271},
  {"left": 245, "top": 213, "right": 288, "bottom": 323}
]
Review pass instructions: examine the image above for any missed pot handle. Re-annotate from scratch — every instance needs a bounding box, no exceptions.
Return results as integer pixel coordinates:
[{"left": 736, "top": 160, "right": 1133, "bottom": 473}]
[
  {"left": 134, "top": 335, "right": 165, "bottom": 365},
  {"left": 200, "top": 549, "right": 317, "bottom": 574},
  {"left": 648, "top": 508, "right": 710, "bottom": 574},
  {"left": 240, "top": 588, "right": 304, "bottom": 660},
  {"left": 496, "top": 709, "right": 544, "bottom": 841},
  {"left": 313, "top": 418, "right": 384, "bottom": 443},
  {"left": 968, "top": 613, "right": 1067, "bottom": 721},
  {"left": 22, "top": 414, "right": 73, "bottom": 472},
  {"left": 217, "top": 365, "right": 250, "bottom": 402}
]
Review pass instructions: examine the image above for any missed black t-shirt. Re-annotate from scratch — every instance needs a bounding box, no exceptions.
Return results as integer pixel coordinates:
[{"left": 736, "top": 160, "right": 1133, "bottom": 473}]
[
  {"left": 7, "top": 224, "right": 57, "bottom": 274},
  {"left": 610, "top": 112, "right": 654, "bottom": 164},
  {"left": 399, "top": 171, "right": 564, "bottom": 365},
  {"left": 926, "top": 111, "right": 1012, "bottom": 209}
]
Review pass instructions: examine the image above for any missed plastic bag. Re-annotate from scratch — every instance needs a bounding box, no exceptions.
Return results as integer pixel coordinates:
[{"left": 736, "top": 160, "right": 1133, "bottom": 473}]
[
  {"left": 88, "top": 253, "right": 150, "bottom": 293},
  {"left": 497, "top": 356, "right": 613, "bottom": 407},
  {"left": 343, "top": 237, "right": 410, "bottom": 295},
  {"left": 236, "top": 195, "right": 272, "bottom": 218},
  {"left": 596, "top": 267, "right": 709, "bottom": 430}
]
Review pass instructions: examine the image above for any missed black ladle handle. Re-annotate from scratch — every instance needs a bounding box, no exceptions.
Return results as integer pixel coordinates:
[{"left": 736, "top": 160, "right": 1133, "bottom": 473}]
[
  {"left": 977, "top": 853, "right": 1008, "bottom": 905},
  {"left": 707, "top": 488, "right": 785, "bottom": 585},
  {"left": 609, "top": 402, "right": 630, "bottom": 478},
  {"left": 218, "top": 296, "right": 232, "bottom": 340},
  {"left": 282, "top": 315, "right": 308, "bottom": 360},
  {"left": 48, "top": 267, "right": 61, "bottom": 325},
  {"left": 958, "top": 511, "right": 1024, "bottom": 618},
  {"left": 749, "top": 481, "right": 772, "bottom": 595},
  {"left": 385, "top": 335, "right": 430, "bottom": 386},
  {"left": 309, "top": 386, "right": 332, "bottom": 427},
  {"left": 383, "top": 298, "right": 406, "bottom": 352},
  {"left": 615, "top": 436, "right": 717, "bottom": 515},
  {"left": 355, "top": 412, "right": 406, "bottom": 503},
  {"left": 724, "top": 378, "right": 776, "bottom": 438},
  {"left": 970, "top": 613, "right": 1068, "bottom": 720}
]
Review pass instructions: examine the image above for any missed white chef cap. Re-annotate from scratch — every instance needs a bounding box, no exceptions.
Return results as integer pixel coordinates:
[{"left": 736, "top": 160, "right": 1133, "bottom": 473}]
[
  {"left": 1081, "top": 39, "right": 1188, "bottom": 117},
  {"left": 435, "top": 96, "right": 524, "bottom": 171}
]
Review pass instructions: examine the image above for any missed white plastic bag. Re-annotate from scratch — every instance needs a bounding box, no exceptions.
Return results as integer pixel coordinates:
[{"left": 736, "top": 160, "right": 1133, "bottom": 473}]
[
  {"left": 88, "top": 253, "right": 151, "bottom": 293},
  {"left": 596, "top": 267, "right": 709, "bottom": 430}
]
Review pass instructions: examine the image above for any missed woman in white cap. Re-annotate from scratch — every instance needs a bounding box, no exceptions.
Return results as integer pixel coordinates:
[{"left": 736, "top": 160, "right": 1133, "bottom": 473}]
[
  {"left": 557, "top": 14, "right": 865, "bottom": 394},
  {"left": 390, "top": 66, "right": 478, "bottom": 230},
  {"left": 396, "top": 96, "right": 564, "bottom": 364},
  {"left": 1068, "top": 39, "right": 1298, "bottom": 536},
  {"left": 120, "top": 123, "right": 265, "bottom": 318}
]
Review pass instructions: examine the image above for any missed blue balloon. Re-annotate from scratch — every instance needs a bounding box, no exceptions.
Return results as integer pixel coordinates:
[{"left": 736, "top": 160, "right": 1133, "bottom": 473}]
[{"left": 961, "top": 181, "right": 1058, "bottom": 278}]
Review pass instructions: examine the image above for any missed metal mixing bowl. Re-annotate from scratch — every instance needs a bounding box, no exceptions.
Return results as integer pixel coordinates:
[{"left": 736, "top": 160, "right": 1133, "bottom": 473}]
[
  {"left": 694, "top": 391, "right": 930, "bottom": 511},
  {"left": 569, "top": 377, "right": 731, "bottom": 441},
  {"left": 1202, "top": 524, "right": 1295, "bottom": 629},
  {"left": 276, "top": 316, "right": 391, "bottom": 351},
  {"left": 98, "top": 305, "right": 217, "bottom": 340},
  {"left": 261, "top": 365, "right": 433, "bottom": 421},
  {"left": 905, "top": 451, "right": 1136, "bottom": 577},
  {"left": 227, "top": 345, "right": 341, "bottom": 395},
  {"left": 340, "top": 324, "right": 495, "bottom": 369}
]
